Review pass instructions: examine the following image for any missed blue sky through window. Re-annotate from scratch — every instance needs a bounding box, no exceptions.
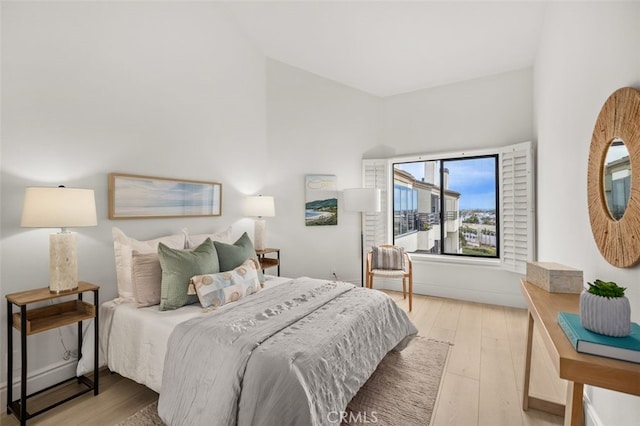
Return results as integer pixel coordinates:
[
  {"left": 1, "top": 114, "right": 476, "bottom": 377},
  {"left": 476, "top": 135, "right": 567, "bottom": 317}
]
[
  {"left": 396, "top": 157, "right": 496, "bottom": 210},
  {"left": 445, "top": 157, "right": 496, "bottom": 210}
]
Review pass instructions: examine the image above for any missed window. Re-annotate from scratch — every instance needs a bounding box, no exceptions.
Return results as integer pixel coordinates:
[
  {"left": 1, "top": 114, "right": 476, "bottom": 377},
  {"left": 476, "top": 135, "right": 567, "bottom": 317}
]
[
  {"left": 393, "top": 155, "right": 499, "bottom": 258},
  {"left": 394, "top": 184, "right": 418, "bottom": 236},
  {"left": 362, "top": 142, "right": 534, "bottom": 273}
]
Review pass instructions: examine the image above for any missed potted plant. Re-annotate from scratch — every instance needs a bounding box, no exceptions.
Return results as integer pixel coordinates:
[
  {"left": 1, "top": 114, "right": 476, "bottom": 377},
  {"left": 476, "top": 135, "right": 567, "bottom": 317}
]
[{"left": 580, "top": 279, "right": 631, "bottom": 337}]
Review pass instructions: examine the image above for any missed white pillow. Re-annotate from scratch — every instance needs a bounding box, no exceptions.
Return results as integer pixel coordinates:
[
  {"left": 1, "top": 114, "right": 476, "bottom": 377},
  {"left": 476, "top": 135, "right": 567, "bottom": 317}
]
[
  {"left": 183, "top": 226, "right": 232, "bottom": 249},
  {"left": 112, "top": 227, "right": 186, "bottom": 300}
]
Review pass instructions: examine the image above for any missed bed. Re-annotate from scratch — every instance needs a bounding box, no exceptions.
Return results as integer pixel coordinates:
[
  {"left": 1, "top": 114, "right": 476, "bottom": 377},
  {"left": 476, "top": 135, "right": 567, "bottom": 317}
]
[
  {"left": 96, "top": 277, "right": 416, "bottom": 426},
  {"left": 86, "top": 228, "right": 417, "bottom": 425},
  {"left": 94, "top": 276, "right": 291, "bottom": 393}
]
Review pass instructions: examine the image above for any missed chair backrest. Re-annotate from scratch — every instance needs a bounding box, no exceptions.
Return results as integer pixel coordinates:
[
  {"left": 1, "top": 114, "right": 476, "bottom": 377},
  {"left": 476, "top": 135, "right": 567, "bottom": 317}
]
[{"left": 369, "top": 245, "right": 407, "bottom": 271}]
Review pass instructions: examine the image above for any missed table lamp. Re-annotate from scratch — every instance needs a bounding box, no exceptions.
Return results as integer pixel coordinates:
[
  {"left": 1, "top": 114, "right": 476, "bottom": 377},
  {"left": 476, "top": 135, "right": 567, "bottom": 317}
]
[
  {"left": 21, "top": 186, "right": 97, "bottom": 293},
  {"left": 244, "top": 195, "right": 275, "bottom": 251},
  {"left": 344, "top": 188, "right": 381, "bottom": 286}
]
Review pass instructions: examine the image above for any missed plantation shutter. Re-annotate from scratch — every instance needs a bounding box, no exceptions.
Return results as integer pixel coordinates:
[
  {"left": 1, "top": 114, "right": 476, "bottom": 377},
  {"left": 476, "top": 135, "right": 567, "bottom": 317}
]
[
  {"left": 362, "top": 159, "right": 389, "bottom": 251},
  {"left": 499, "top": 141, "right": 535, "bottom": 273}
]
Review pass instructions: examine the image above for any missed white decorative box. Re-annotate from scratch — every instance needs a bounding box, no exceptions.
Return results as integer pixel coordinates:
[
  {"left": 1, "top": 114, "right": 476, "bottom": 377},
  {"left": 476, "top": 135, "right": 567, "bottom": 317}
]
[{"left": 526, "top": 262, "right": 584, "bottom": 293}]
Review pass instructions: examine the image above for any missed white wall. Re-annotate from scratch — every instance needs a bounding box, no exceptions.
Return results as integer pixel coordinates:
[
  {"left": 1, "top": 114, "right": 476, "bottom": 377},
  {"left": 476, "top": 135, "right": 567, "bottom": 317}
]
[
  {"left": 1, "top": 1, "right": 266, "bottom": 394},
  {"left": 381, "top": 68, "right": 534, "bottom": 155},
  {"left": 534, "top": 3, "right": 640, "bottom": 426},
  {"left": 265, "top": 59, "right": 382, "bottom": 282},
  {"left": 379, "top": 69, "right": 535, "bottom": 307}
]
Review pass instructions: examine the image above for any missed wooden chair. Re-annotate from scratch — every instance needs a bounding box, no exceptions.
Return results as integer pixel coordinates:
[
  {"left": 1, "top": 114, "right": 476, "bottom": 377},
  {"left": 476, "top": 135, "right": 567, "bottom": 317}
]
[{"left": 365, "top": 244, "right": 413, "bottom": 312}]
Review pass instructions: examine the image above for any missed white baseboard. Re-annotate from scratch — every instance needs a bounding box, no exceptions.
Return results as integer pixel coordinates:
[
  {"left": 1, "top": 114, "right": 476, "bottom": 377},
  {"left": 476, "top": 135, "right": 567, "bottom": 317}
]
[
  {"left": 376, "top": 279, "right": 526, "bottom": 308},
  {"left": 0, "top": 359, "right": 77, "bottom": 408}
]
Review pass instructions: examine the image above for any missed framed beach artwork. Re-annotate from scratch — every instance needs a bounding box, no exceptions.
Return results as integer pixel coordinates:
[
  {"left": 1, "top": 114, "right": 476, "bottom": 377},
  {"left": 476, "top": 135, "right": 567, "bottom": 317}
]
[
  {"left": 109, "top": 173, "right": 222, "bottom": 219},
  {"left": 305, "top": 174, "right": 338, "bottom": 226}
]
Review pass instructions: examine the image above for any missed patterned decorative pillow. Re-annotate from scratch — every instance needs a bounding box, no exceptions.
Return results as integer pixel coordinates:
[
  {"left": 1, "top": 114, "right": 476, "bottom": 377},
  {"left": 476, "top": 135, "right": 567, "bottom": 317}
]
[
  {"left": 189, "top": 259, "right": 261, "bottom": 312},
  {"left": 371, "top": 246, "right": 405, "bottom": 270}
]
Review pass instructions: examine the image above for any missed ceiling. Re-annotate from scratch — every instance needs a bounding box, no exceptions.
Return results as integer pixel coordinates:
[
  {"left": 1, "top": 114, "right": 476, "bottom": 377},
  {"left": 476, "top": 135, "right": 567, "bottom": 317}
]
[{"left": 225, "top": 1, "right": 548, "bottom": 97}]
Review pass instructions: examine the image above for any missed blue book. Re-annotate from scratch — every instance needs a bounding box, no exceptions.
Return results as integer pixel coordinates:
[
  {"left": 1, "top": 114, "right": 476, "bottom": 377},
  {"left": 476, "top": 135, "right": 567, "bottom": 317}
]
[{"left": 557, "top": 312, "right": 640, "bottom": 363}]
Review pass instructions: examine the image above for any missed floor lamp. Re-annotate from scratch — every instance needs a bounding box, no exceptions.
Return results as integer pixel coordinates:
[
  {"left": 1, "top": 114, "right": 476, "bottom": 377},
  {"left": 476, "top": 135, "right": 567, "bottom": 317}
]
[{"left": 343, "top": 188, "right": 381, "bottom": 286}]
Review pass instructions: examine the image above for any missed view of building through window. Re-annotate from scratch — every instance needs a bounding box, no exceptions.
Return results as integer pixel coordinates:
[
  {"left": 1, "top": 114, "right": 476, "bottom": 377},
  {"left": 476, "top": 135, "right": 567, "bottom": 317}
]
[
  {"left": 393, "top": 156, "right": 498, "bottom": 258},
  {"left": 603, "top": 139, "right": 631, "bottom": 220}
]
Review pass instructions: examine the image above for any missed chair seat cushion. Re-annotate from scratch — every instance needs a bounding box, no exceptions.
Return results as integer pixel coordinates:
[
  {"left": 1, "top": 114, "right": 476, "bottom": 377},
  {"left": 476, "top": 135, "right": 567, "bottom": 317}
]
[
  {"left": 370, "top": 269, "right": 406, "bottom": 277},
  {"left": 371, "top": 246, "right": 405, "bottom": 270}
]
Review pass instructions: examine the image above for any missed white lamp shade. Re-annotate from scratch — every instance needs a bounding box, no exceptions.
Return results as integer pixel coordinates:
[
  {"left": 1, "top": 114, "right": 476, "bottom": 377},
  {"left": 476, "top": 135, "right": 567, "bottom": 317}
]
[
  {"left": 21, "top": 187, "right": 97, "bottom": 228},
  {"left": 343, "top": 188, "right": 381, "bottom": 213},
  {"left": 244, "top": 195, "right": 275, "bottom": 217}
]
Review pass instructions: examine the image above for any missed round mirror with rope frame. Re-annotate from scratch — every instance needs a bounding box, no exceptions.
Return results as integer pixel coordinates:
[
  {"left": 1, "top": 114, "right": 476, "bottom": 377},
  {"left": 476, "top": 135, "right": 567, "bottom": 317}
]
[{"left": 588, "top": 87, "right": 640, "bottom": 268}]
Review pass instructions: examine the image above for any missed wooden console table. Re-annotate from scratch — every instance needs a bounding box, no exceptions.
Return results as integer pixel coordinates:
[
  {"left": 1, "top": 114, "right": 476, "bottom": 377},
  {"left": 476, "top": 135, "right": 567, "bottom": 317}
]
[{"left": 521, "top": 280, "right": 640, "bottom": 426}]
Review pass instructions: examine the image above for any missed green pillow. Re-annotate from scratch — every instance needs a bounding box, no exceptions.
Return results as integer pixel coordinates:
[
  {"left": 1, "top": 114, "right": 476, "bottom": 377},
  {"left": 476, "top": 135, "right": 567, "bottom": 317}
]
[
  {"left": 158, "top": 238, "right": 219, "bottom": 311},
  {"left": 214, "top": 232, "right": 264, "bottom": 282}
]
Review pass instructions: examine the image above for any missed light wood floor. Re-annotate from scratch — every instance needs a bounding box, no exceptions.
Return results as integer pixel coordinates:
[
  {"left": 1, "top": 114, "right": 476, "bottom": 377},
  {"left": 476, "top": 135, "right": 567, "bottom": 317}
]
[{"left": 2, "top": 291, "right": 565, "bottom": 426}]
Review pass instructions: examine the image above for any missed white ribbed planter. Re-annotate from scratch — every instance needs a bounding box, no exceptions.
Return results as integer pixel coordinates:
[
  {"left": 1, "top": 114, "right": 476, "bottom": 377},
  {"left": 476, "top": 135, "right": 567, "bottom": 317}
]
[{"left": 579, "top": 291, "right": 631, "bottom": 337}]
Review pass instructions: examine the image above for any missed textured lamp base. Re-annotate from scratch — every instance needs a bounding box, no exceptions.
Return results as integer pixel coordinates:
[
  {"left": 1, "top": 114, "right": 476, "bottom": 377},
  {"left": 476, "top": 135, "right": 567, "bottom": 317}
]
[
  {"left": 254, "top": 219, "right": 267, "bottom": 251},
  {"left": 49, "top": 232, "right": 79, "bottom": 293}
]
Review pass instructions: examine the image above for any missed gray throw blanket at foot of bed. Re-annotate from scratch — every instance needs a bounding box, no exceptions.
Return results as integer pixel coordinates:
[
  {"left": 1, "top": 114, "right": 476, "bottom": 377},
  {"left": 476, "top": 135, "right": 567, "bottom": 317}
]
[{"left": 158, "top": 278, "right": 417, "bottom": 426}]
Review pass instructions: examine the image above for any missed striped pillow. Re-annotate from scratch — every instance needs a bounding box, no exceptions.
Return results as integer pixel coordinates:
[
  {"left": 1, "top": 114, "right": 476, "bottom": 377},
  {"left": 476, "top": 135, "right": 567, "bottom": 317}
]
[{"left": 371, "top": 246, "right": 405, "bottom": 270}]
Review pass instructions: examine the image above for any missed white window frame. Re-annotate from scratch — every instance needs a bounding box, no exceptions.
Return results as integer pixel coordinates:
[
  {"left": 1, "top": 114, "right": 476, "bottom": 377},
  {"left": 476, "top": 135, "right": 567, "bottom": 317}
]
[{"left": 363, "top": 141, "right": 535, "bottom": 273}]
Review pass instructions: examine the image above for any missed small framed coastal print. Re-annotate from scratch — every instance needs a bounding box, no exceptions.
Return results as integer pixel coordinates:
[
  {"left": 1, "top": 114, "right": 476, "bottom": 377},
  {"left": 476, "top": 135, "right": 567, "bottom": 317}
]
[
  {"left": 109, "top": 173, "right": 222, "bottom": 219},
  {"left": 305, "top": 174, "right": 338, "bottom": 226}
]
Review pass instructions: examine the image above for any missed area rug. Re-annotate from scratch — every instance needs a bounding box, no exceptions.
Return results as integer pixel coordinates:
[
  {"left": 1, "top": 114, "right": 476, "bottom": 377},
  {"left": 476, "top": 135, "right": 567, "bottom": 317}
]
[{"left": 118, "top": 337, "right": 450, "bottom": 426}]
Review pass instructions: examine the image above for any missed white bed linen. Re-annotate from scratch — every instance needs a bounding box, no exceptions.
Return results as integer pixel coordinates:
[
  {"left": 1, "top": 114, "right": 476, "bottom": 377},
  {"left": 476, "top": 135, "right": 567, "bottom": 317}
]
[{"left": 101, "top": 300, "right": 205, "bottom": 392}]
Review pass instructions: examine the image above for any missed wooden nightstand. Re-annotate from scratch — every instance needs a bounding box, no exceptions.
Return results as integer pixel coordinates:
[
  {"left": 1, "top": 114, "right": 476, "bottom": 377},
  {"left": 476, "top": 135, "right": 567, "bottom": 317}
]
[
  {"left": 256, "top": 248, "right": 280, "bottom": 276},
  {"left": 5, "top": 282, "right": 99, "bottom": 425}
]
